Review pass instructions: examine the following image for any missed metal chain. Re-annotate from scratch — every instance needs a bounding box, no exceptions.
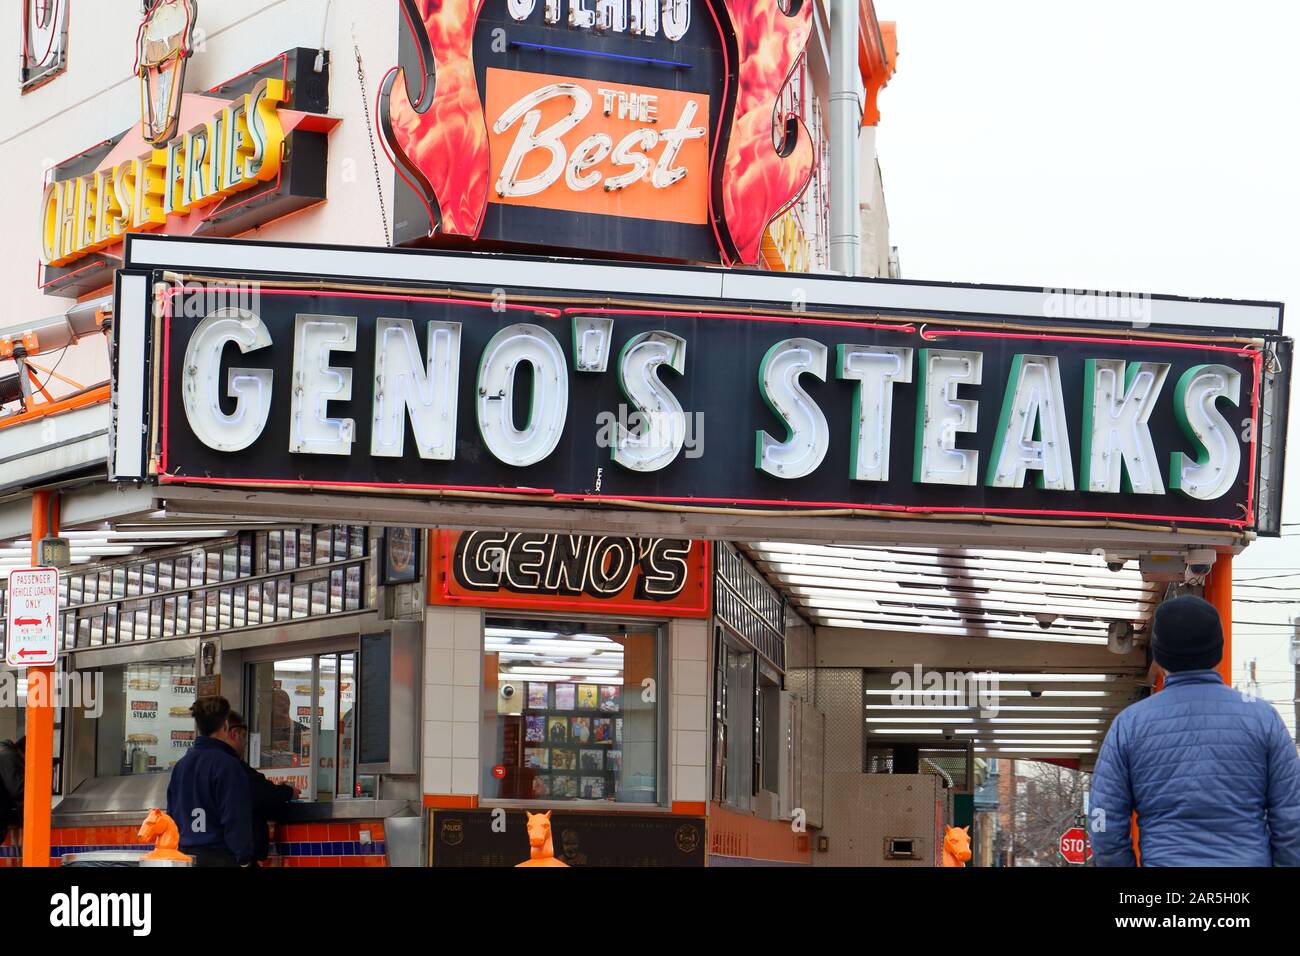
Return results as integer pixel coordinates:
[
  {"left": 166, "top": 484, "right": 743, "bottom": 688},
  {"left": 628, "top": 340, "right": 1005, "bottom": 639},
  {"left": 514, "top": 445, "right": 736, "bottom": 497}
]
[{"left": 353, "top": 35, "right": 392, "bottom": 247}]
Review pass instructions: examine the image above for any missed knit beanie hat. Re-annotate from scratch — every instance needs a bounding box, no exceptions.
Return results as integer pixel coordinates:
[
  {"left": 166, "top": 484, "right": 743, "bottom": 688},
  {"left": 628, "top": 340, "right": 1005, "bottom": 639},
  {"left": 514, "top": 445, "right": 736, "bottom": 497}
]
[{"left": 1152, "top": 595, "right": 1224, "bottom": 673}]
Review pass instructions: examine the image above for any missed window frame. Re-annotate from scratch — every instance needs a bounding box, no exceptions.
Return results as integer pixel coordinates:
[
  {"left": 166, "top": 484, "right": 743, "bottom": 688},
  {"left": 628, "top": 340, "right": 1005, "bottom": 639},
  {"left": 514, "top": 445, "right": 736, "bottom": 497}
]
[{"left": 478, "top": 613, "right": 672, "bottom": 812}]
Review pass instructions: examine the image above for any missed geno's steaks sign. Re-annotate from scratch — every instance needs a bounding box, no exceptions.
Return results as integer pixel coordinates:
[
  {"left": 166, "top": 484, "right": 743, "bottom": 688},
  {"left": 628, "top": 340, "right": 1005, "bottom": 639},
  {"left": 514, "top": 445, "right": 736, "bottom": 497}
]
[{"left": 109, "top": 237, "right": 1289, "bottom": 533}]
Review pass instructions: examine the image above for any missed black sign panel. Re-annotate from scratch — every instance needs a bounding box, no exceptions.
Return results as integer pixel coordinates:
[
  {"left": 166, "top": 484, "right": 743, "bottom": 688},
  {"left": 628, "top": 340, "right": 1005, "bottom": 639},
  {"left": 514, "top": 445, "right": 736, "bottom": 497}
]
[
  {"left": 429, "top": 809, "right": 705, "bottom": 867},
  {"left": 157, "top": 283, "right": 1260, "bottom": 529},
  {"left": 390, "top": 0, "right": 726, "bottom": 263}
]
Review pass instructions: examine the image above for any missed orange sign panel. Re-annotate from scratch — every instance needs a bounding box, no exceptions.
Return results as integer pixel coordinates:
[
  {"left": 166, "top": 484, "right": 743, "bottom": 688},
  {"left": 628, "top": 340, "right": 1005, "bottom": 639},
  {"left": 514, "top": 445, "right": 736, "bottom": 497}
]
[
  {"left": 484, "top": 67, "right": 709, "bottom": 225},
  {"left": 429, "top": 531, "right": 709, "bottom": 619}
]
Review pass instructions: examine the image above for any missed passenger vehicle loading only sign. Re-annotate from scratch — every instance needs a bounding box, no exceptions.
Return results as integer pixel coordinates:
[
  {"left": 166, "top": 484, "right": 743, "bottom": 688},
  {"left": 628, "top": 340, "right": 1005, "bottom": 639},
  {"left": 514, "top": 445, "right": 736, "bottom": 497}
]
[{"left": 5, "top": 567, "right": 59, "bottom": 666}]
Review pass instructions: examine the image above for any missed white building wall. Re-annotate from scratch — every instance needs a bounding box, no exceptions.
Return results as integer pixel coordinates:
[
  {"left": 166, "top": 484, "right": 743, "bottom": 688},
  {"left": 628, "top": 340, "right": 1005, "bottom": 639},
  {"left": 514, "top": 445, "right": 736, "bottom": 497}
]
[
  {"left": 0, "top": 0, "right": 398, "bottom": 397},
  {"left": 422, "top": 604, "right": 483, "bottom": 799},
  {"left": 669, "top": 617, "right": 709, "bottom": 805}
]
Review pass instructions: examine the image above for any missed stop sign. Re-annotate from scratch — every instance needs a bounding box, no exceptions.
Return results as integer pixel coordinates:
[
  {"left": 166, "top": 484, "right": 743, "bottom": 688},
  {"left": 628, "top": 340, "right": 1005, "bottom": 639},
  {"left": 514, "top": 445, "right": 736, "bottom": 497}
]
[{"left": 1059, "top": 826, "right": 1092, "bottom": 864}]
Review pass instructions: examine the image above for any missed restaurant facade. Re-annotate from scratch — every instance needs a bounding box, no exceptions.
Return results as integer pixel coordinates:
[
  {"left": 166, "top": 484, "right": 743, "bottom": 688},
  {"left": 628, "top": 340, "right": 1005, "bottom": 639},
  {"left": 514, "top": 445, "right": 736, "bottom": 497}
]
[{"left": 0, "top": 1, "right": 1291, "bottom": 869}]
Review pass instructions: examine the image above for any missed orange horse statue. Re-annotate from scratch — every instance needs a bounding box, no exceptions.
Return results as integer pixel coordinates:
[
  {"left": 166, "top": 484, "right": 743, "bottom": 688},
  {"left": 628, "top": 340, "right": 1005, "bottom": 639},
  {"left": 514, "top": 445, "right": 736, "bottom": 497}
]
[
  {"left": 516, "top": 810, "right": 569, "bottom": 867},
  {"left": 138, "top": 808, "right": 193, "bottom": 863},
  {"left": 941, "top": 825, "right": 972, "bottom": 867}
]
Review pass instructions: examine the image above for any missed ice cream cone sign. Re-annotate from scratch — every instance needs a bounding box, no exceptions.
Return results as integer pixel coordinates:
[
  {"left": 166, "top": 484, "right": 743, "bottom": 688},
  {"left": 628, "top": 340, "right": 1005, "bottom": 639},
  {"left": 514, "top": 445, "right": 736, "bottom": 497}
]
[
  {"left": 942, "top": 825, "right": 972, "bottom": 867},
  {"left": 136, "top": 0, "right": 198, "bottom": 147},
  {"left": 138, "top": 808, "right": 193, "bottom": 863},
  {"left": 516, "top": 810, "right": 568, "bottom": 867}
]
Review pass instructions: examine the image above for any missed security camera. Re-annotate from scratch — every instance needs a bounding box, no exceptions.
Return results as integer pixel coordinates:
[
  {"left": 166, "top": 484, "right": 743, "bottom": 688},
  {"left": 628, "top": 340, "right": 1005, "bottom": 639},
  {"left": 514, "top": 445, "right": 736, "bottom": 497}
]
[
  {"left": 1107, "top": 561, "right": 1125, "bottom": 573},
  {"left": 500, "top": 683, "right": 517, "bottom": 700},
  {"left": 1029, "top": 689, "right": 1043, "bottom": 699},
  {"left": 1185, "top": 549, "right": 1217, "bottom": 578},
  {"left": 1034, "top": 613, "right": 1057, "bottom": 629}
]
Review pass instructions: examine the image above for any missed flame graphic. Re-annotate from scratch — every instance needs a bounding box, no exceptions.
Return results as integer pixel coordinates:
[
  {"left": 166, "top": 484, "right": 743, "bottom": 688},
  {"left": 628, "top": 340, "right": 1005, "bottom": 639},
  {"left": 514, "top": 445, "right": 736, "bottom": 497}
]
[
  {"left": 378, "top": 0, "right": 813, "bottom": 265},
  {"left": 380, "top": 0, "right": 489, "bottom": 237},
  {"left": 715, "top": 0, "right": 814, "bottom": 265}
]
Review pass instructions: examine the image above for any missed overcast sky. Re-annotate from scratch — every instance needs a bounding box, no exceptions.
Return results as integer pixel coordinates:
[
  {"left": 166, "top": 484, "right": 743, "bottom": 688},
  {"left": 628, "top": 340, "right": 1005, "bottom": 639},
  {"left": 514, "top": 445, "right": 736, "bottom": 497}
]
[{"left": 872, "top": 0, "right": 1299, "bottom": 728}]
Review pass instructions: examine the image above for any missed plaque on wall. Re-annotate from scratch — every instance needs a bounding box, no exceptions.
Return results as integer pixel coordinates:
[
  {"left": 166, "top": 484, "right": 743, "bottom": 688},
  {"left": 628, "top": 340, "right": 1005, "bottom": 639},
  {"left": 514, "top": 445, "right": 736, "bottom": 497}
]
[{"left": 429, "top": 809, "right": 705, "bottom": 867}]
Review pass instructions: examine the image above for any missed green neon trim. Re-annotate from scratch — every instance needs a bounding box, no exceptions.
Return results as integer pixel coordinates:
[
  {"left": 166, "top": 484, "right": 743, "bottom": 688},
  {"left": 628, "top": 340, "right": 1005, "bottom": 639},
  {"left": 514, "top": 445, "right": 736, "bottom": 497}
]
[
  {"left": 985, "top": 355, "right": 1027, "bottom": 487},
  {"left": 611, "top": 331, "right": 685, "bottom": 468},
  {"left": 755, "top": 340, "right": 795, "bottom": 473},
  {"left": 1169, "top": 364, "right": 1239, "bottom": 496},
  {"left": 912, "top": 348, "right": 930, "bottom": 482}
]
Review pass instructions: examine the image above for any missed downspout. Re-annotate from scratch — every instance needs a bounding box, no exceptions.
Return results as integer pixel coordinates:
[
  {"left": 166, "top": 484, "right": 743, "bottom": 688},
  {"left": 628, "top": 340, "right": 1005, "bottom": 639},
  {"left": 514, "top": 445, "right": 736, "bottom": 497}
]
[{"left": 829, "top": 0, "right": 861, "bottom": 277}]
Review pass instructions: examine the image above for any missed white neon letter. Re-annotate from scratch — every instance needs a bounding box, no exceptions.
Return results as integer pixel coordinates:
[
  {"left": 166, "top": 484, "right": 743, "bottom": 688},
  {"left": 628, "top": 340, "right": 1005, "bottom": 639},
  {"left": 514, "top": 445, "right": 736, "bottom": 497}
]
[
  {"left": 182, "top": 308, "right": 273, "bottom": 453},
  {"left": 477, "top": 324, "right": 569, "bottom": 467},
  {"left": 1080, "top": 359, "right": 1169, "bottom": 495},
  {"left": 914, "top": 349, "right": 982, "bottom": 486},
  {"left": 612, "top": 331, "right": 687, "bottom": 473},
  {"left": 371, "top": 318, "right": 462, "bottom": 460},
  {"left": 1170, "top": 364, "right": 1242, "bottom": 500},
  {"left": 661, "top": 0, "right": 689, "bottom": 40},
  {"left": 755, "top": 338, "right": 829, "bottom": 479},
  {"left": 289, "top": 314, "right": 357, "bottom": 456},
  {"left": 494, "top": 84, "right": 593, "bottom": 198},
  {"left": 651, "top": 100, "right": 705, "bottom": 189},
  {"left": 837, "top": 345, "right": 912, "bottom": 482},
  {"left": 986, "top": 354, "right": 1074, "bottom": 491}
]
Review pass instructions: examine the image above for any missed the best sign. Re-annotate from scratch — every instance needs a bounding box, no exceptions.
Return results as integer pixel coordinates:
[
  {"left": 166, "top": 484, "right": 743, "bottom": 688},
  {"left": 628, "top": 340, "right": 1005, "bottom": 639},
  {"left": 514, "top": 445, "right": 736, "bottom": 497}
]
[{"left": 5, "top": 567, "right": 59, "bottom": 667}]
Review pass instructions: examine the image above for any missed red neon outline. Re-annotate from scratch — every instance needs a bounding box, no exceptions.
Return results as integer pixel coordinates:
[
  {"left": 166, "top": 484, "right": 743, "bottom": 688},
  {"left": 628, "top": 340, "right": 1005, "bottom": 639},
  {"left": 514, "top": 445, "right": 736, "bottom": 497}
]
[
  {"left": 205, "top": 49, "right": 290, "bottom": 95},
  {"left": 204, "top": 161, "right": 286, "bottom": 224},
  {"left": 919, "top": 327, "right": 1257, "bottom": 357},
  {"left": 158, "top": 475, "right": 558, "bottom": 495},
  {"left": 1246, "top": 350, "right": 1262, "bottom": 525},
  {"left": 430, "top": 532, "right": 711, "bottom": 619},
  {"left": 26, "top": 0, "right": 60, "bottom": 71},
  {"left": 377, "top": 65, "right": 441, "bottom": 242},
  {"left": 163, "top": 286, "right": 563, "bottom": 317},
  {"left": 563, "top": 305, "right": 914, "bottom": 333},
  {"left": 161, "top": 286, "right": 174, "bottom": 474},
  {"left": 38, "top": 256, "right": 111, "bottom": 291},
  {"left": 153, "top": 287, "right": 1258, "bottom": 529}
]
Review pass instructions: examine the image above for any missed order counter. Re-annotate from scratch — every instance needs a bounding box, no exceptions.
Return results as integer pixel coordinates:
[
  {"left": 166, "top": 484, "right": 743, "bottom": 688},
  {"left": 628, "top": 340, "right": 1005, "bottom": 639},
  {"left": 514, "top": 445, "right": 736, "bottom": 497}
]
[{"left": 49, "top": 774, "right": 421, "bottom": 867}]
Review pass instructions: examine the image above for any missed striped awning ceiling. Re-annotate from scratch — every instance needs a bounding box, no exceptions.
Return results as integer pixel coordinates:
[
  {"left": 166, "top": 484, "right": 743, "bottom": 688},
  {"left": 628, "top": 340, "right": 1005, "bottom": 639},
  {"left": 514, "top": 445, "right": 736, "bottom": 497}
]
[{"left": 744, "top": 542, "right": 1161, "bottom": 760}]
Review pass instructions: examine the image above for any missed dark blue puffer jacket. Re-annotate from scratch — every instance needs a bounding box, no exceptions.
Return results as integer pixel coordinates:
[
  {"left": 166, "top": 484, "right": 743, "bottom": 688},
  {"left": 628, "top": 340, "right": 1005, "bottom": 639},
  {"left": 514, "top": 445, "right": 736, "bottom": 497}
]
[
  {"left": 1089, "top": 669, "right": 1300, "bottom": 866},
  {"left": 165, "top": 735, "right": 254, "bottom": 865}
]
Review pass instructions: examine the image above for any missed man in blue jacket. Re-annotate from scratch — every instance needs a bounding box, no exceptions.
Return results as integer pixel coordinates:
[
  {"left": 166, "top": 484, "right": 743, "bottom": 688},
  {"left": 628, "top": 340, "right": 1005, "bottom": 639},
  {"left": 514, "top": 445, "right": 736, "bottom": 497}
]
[
  {"left": 166, "top": 696, "right": 254, "bottom": 867},
  {"left": 1090, "top": 595, "right": 1300, "bottom": 866}
]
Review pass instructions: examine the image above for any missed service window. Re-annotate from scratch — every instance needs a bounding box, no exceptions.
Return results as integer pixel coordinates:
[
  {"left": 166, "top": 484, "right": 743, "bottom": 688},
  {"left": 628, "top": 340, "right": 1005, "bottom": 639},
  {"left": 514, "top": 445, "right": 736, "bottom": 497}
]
[
  {"left": 246, "top": 651, "right": 360, "bottom": 801},
  {"left": 482, "top": 620, "right": 665, "bottom": 806},
  {"left": 95, "top": 659, "right": 197, "bottom": 776},
  {"left": 717, "top": 637, "right": 755, "bottom": 810}
]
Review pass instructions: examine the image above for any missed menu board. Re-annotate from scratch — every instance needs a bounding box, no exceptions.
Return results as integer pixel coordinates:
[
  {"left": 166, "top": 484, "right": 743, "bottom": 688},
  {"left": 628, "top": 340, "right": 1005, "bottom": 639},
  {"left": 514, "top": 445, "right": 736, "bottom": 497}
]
[
  {"left": 358, "top": 634, "right": 391, "bottom": 765},
  {"left": 122, "top": 663, "right": 197, "bottom": 773}
]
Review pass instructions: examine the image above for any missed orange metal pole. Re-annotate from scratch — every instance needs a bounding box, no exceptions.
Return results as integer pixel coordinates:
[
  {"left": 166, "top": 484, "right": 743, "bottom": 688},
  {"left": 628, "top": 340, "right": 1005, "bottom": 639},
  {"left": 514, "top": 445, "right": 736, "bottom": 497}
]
[
  {"left": 1204, "top": 553, "right": 1233, "bottom": 687},
  {"left": 21, "top": 490, "right": 57, "bottom": 868}
]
